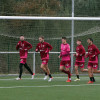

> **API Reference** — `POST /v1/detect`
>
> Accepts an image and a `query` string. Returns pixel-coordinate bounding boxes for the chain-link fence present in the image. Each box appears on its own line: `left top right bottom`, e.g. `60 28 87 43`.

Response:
0 0 100 75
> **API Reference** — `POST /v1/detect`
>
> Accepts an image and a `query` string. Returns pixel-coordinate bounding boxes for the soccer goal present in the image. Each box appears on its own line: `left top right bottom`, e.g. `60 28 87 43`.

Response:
0 16 100 78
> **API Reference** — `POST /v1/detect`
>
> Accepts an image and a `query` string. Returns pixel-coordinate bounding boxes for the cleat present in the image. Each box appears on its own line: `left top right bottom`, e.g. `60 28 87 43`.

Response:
74 78 80 81
66 79 71 82
16 77 21 80
87 81 93 84
48 77 53 82
44 76 48 80
32 75 34 79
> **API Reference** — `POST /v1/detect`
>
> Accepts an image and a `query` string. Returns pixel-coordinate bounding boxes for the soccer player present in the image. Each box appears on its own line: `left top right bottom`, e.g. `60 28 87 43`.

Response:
86 38 100 84
16 35 34 80
35 36 53 82
59 37 71 82
74 39 88 81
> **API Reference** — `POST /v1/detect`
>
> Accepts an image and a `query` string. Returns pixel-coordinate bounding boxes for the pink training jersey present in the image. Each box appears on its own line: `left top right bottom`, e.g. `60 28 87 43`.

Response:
75 44 86 62
86 44 99 63
16 41 32 59
35 42 53 60
60 43 71 61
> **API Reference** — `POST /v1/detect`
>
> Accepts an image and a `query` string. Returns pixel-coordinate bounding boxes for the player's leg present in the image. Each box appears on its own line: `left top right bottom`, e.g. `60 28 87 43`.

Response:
16 58 25 80
24 63 34 79
45 64 53 82
59 61 69 74
23 58 34 79
93 63 100 73
59 66 71 82
82 68 88 72
66 61 71 82
19 63 23 78
93 69 100 73
24 63 33 75
65 67 71 82
80 63 88 72
41 59 53 81
87 63 94 84
40 60 48 75
16 63 23 80
90 63 98 82
74 65 80 81
60 65 71 81
91 68 96 82
40 64 47 72
43 59 51 76
74 62 80 81
59 61 71 82
40 60 49 80
44 64 50 74
59 62 69 75
88 67 93 83
45 64 52 77
59 66 65 73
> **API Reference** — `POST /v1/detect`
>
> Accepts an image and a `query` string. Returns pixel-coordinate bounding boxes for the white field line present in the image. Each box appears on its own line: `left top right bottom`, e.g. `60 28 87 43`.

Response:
0 77 90 81
0 84 100 89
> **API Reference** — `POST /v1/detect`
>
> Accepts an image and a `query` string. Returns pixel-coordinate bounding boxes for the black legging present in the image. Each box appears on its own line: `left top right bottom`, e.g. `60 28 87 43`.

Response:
19 63 33 78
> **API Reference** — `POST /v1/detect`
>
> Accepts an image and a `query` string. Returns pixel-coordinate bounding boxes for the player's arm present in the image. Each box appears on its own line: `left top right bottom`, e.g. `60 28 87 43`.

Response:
73 47 77 57
80 47 86 56
94 45 99 57
25 42 32 50
45 43 53 53
16 42 20 50
35 44 39 52
61 51 70 56
59 45 62 58
85 47 89 58
85 52 89 58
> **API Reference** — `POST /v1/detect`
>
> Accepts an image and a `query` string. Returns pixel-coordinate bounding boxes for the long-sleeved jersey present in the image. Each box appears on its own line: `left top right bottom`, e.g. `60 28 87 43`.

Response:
60 43 71 61
35 42 53 60
75 44 86 62
86 44 99 63
16 41 32 59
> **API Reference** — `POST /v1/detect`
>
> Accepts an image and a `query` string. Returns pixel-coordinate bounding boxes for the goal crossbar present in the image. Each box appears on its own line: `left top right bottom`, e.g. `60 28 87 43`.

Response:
0 16 100 20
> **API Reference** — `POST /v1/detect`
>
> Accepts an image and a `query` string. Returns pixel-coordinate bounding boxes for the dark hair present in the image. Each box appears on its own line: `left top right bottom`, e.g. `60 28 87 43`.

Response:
20 35 24 37
77 39 81 42
88 38 93 42
62 37 67 40
39 36 44 39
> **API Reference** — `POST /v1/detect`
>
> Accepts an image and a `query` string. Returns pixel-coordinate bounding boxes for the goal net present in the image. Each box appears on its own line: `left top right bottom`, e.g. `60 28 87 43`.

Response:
0 17 100 77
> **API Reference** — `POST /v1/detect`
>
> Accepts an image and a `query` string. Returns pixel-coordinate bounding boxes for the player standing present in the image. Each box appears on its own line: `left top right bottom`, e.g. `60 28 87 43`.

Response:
59 37 71 82
86 38 100 84
16 35 34 80
74 39 88 81
35 36 53 82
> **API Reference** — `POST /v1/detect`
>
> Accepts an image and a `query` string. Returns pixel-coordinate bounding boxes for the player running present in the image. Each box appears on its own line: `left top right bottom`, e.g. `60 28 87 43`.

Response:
59 37 71 82
86 38 100 84
16 35 34 80
74 39 88 81
35 36 53 82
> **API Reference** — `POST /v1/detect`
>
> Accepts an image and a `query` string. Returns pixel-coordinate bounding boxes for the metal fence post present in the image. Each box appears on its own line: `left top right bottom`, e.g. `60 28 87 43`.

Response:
99 55 100 70
71 0 74 73
33 52 36 77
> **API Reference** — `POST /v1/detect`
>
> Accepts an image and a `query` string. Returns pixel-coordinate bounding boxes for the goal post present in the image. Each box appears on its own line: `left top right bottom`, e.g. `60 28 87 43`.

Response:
0 16 100 76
